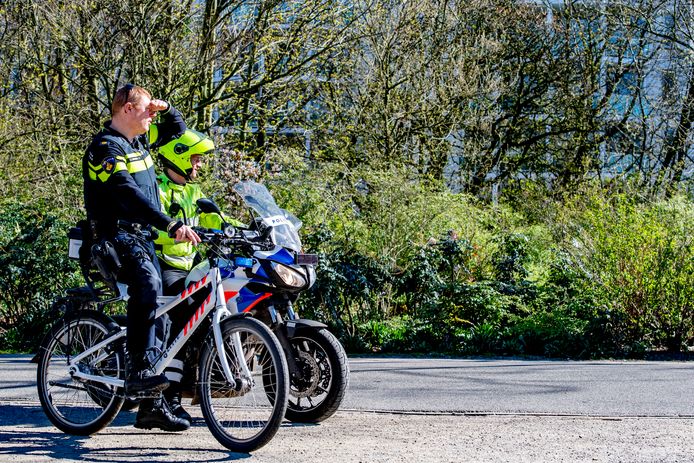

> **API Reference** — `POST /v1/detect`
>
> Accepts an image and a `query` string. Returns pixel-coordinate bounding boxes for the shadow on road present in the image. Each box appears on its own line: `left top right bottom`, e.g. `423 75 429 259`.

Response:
0 356 35 364
0 428 94 461
0 404 252 462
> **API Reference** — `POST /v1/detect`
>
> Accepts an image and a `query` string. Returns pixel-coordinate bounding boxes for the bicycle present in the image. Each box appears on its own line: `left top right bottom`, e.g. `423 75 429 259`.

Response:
35 222 289 452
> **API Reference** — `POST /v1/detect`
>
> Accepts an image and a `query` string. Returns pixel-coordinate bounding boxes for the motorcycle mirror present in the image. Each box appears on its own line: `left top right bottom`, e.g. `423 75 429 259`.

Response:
196 198 222 215
169 202 182 217
260 225 273 242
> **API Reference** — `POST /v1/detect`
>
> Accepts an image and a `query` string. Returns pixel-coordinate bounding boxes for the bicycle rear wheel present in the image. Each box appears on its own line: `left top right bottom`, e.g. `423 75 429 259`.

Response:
198 317 288 452
36 310 125 435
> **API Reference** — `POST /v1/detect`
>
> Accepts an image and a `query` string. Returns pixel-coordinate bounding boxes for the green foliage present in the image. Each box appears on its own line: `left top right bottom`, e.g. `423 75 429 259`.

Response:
272 162 496 266
556 192 694 352
505 310 589 358
492 233 531 284
281 168 694 358
1 153 693 359
1 0 692 359
458 322 504 355
356 316 440 353
0 201 82 352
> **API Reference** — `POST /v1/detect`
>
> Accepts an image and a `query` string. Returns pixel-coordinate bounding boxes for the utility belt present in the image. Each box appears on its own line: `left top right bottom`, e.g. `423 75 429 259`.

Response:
69 219 157 291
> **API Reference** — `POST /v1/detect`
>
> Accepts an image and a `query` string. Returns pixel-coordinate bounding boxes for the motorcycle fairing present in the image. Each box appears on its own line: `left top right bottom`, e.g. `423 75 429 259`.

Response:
236 287 272 312
254 247 295 266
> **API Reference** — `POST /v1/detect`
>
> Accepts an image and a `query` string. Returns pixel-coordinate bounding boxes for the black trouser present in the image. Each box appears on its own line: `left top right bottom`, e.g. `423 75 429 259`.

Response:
112 231 162 365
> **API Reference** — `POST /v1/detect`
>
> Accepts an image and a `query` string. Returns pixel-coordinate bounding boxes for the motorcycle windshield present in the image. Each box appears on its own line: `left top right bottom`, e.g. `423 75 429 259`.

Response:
233 181 303 252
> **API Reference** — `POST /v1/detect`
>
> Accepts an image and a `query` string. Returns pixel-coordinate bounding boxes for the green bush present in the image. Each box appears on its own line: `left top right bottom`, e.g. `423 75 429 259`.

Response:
0 201 82 352
298 243 394 342
505 310 589 358
457 321 504 355
276 167 694 358
556 192 694 352
3 159 692 359
271 163 496 272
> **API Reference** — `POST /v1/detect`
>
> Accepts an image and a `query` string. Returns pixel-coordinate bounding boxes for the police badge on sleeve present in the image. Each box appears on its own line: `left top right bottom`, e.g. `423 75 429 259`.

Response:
102 157 116 173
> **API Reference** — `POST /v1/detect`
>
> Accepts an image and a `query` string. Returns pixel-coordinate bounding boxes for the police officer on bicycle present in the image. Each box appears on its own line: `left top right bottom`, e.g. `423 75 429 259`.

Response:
83 84 200 432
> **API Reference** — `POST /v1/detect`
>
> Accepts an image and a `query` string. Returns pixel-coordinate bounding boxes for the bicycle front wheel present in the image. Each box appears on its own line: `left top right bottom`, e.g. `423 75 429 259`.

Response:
198 317 288 452
36 310 125 435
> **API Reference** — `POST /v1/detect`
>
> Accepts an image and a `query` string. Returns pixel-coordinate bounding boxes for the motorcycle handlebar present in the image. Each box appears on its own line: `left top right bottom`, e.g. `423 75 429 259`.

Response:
191 226 220 240
191 226 274 251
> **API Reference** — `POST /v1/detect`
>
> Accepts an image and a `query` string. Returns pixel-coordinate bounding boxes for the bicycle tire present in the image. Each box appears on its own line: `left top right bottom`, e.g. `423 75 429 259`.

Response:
36 310 125 435
198 317 288 452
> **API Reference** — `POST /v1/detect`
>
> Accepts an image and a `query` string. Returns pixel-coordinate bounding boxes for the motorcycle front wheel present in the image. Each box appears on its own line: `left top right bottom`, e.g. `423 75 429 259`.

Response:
284 328 350 423
198 317 288 453
36 310 125 435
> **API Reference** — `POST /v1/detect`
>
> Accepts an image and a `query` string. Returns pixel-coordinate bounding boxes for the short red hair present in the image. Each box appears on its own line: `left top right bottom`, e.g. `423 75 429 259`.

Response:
112 84 151 114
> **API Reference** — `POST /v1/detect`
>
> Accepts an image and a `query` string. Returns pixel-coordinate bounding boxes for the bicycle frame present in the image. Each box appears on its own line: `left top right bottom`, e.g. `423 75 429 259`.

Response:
67 266 250 391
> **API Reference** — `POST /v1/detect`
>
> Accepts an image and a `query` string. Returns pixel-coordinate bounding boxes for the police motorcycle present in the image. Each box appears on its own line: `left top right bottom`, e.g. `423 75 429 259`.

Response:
182 180 349 423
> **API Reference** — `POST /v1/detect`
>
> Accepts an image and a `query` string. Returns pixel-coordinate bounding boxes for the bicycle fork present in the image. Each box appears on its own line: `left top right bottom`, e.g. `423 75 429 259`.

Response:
211 271 253 390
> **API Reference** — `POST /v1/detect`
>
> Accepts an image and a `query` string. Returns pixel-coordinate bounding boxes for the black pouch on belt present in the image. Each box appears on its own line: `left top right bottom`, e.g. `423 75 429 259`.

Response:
90 239 122 289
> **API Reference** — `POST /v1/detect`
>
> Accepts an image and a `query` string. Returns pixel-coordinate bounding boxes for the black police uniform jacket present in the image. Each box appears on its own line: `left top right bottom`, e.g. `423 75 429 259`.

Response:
83 105 186 237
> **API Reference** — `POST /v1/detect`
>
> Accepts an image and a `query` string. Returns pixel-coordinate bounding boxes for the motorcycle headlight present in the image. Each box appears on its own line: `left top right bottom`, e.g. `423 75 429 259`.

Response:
270 262 307 289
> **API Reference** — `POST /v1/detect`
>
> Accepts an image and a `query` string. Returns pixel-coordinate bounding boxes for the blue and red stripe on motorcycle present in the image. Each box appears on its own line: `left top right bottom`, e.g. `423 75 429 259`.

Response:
235 287 272 312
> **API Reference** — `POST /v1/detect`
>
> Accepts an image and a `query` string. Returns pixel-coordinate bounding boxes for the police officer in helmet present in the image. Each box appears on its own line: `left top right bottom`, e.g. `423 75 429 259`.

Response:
83 84 200 432
154 129 244 423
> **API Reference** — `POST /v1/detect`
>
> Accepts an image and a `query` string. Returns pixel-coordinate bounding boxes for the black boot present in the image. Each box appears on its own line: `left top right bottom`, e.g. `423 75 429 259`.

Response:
126 356 169 395
165 386 192 423
134 397 190 432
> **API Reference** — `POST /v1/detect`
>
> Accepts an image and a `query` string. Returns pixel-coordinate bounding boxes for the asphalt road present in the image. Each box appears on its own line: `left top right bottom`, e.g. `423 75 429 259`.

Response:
344 356 694 417
1 354 693 462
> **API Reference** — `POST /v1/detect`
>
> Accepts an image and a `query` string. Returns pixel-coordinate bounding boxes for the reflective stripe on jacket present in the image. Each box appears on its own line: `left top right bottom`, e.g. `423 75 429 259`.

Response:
155 174 242 271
